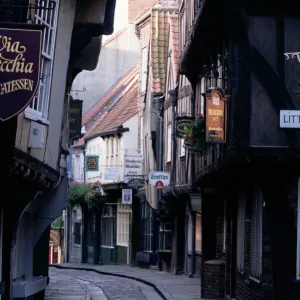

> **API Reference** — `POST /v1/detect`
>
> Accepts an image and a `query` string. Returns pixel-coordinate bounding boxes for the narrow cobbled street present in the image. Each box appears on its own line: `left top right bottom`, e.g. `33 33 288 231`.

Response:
46 268 163 300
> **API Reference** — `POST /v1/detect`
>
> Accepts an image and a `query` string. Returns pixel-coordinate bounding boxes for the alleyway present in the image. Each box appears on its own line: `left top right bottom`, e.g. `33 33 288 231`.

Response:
49 264 201 299
46 268 163 300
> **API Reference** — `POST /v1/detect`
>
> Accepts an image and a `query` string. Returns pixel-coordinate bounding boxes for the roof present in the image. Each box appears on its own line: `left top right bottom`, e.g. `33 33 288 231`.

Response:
73 68 139 147
82 66 139 131
150 7 177 94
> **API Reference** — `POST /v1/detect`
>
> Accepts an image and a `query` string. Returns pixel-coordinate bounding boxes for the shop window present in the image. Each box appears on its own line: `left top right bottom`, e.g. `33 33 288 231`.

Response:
141 201 153 252
102 206 114 247
117 203 131 247
250 186 263 280
26 0 60 121
237 191 246 272
73 222 81 245
159 223 172 252
196 213 202 253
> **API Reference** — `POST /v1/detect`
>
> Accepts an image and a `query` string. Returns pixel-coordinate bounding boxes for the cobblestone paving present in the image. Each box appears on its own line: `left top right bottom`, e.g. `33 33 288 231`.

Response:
46 268 162 300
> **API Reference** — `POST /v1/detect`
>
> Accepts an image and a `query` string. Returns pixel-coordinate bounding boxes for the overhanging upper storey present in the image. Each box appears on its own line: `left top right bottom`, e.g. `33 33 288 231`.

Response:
70 0 117 72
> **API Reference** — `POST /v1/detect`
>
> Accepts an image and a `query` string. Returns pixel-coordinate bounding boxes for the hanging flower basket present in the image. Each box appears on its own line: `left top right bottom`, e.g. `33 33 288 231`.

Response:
183 114 211 156
68 181 101 210
84 182 102 210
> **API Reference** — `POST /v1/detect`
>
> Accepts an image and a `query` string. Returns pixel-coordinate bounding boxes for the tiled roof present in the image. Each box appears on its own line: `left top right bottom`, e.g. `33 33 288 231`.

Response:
150 7 177 94
82 66 139 131
73 69 139 147
85 74 139 138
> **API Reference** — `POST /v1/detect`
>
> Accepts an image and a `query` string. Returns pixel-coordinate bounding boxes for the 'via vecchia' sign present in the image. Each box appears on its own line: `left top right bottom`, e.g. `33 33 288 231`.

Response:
0 24 43 121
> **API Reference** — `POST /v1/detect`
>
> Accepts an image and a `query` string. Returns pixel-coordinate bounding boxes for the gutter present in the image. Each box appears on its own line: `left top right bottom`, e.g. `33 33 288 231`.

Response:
84 127 129 142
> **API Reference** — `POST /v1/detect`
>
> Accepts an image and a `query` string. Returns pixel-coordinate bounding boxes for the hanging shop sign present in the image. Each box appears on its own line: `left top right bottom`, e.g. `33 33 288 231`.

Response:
122 189 133 205
205 87 228 143
148 171 170 189
127 178 145 190
69 98 83 140
85 155 99 172
0 24 43 121
123 150 143 183
176 116 195 138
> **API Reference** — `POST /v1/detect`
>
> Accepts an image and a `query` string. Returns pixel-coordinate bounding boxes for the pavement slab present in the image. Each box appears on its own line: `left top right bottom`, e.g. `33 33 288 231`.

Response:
51 263 201 300
46 268 163 300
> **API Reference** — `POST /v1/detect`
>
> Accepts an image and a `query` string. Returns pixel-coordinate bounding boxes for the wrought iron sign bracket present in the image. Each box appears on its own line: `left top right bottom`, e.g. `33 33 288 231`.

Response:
70 87 86 98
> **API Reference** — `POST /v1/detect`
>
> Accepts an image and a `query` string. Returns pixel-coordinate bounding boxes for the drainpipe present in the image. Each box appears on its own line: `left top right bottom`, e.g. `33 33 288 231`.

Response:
81 141 87 263
83 141 87 183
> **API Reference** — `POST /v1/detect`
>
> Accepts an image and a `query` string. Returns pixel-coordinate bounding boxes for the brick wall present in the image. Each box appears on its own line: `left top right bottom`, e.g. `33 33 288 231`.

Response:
128 0 157 22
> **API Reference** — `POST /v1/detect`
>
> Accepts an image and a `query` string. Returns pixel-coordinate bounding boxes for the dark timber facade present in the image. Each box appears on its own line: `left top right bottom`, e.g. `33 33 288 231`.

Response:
179 0 300 299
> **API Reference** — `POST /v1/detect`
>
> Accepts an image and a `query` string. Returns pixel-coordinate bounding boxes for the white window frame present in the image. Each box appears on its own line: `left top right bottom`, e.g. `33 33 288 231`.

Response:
250 186 263 281
237 190 246 272
167 124 172 162
25 0 60 122
117 203 131 247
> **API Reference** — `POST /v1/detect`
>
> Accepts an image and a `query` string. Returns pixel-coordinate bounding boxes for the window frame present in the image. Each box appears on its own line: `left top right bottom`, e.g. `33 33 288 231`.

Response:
140 201 153 252
117 203 131 247
101 205 114 248
159 223 172 252
73 222 81 246
25 0 60 122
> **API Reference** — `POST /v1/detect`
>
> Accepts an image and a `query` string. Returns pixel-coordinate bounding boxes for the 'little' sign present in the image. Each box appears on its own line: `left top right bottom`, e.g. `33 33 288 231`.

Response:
280 110 300 128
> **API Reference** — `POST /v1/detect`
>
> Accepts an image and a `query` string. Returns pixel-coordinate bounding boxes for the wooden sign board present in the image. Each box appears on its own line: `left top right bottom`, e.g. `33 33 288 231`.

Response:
205 88 228 144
